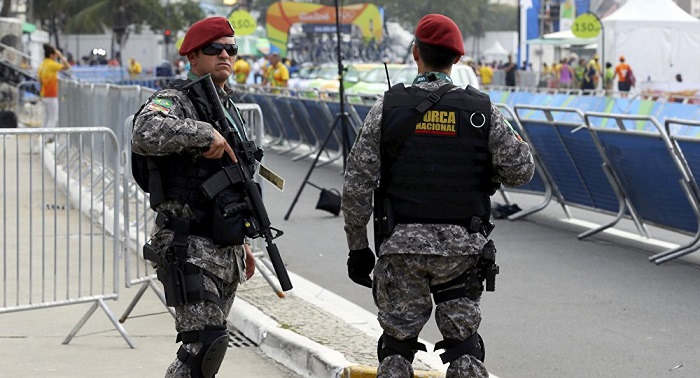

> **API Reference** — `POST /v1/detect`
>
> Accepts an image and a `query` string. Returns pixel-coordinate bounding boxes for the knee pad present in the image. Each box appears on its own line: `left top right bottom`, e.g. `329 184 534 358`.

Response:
434 332 485 364
377 333 427 363
176 324 229 378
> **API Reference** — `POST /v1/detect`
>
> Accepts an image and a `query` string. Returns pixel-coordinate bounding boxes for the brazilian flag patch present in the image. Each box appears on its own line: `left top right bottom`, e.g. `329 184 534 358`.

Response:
147 97 174 114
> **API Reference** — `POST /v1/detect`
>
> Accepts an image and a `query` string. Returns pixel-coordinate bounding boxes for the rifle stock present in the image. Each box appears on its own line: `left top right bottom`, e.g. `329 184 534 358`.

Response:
184 74 292 291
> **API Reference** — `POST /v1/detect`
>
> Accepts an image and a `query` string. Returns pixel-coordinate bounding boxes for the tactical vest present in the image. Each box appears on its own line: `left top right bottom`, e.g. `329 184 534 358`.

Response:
131 80 244 230
380 84 494 225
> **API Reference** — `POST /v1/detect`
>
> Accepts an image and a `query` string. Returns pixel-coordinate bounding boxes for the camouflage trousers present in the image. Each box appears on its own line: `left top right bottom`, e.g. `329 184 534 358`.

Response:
373 254 489 378
164 261 240 377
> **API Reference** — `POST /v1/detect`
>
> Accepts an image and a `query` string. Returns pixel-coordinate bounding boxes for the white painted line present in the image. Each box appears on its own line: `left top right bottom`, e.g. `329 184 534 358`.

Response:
561 218 680 249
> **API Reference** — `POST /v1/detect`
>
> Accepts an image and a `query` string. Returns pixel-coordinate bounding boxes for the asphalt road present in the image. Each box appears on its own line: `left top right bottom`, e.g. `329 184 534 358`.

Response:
260 144 700 378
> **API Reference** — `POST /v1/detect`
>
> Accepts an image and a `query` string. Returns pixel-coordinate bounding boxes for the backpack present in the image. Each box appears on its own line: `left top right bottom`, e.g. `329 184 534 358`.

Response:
626 69 636 87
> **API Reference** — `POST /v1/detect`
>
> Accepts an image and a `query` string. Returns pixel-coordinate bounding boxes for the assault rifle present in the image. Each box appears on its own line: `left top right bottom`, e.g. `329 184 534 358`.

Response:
183 74 292 291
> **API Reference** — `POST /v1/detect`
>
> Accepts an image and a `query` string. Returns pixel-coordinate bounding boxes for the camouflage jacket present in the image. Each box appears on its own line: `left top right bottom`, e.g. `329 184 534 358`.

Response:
132 77 245 281
342 79 535 256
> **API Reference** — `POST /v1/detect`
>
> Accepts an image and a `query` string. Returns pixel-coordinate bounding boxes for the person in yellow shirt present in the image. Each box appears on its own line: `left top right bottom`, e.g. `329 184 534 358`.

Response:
38 43 70 129
478 61 493 86
127 58 142 78
262 52 289 87
233 55 251 84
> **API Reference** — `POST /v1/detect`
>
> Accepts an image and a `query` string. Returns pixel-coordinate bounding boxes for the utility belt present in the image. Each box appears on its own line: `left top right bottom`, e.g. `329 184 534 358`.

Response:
393 215 495 238
373 191 494 251
155 212 213 239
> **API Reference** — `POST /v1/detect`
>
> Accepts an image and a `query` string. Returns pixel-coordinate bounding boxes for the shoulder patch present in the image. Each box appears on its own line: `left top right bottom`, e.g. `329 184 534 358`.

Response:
505 119 524 142
147 97 174 113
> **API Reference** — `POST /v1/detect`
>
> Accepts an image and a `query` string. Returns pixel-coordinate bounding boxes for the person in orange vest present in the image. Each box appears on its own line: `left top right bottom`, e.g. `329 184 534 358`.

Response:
38 43 71 129
614 55 634 95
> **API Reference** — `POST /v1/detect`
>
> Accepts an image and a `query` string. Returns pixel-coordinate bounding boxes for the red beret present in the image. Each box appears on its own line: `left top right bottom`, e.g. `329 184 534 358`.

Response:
178 17 235 56
414 14 464 56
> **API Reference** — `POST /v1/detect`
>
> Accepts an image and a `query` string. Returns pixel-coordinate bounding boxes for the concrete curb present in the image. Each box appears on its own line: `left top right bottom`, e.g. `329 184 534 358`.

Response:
230 299 351 378
340 365 446 378
230 299 448 378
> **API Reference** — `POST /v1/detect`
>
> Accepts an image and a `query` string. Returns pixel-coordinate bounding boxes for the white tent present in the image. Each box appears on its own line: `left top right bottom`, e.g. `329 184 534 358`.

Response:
482 40 510 61
602 0 700 84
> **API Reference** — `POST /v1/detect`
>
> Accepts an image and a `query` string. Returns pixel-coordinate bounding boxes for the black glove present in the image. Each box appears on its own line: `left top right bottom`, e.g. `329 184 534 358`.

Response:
347 247 375 288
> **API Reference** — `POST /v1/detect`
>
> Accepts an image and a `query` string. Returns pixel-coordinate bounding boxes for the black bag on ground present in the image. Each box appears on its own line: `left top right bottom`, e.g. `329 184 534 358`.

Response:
491 202 522 219
316 188 341 216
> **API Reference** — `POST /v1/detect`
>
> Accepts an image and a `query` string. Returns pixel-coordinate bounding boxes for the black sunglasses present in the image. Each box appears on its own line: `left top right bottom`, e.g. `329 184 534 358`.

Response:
201 43 238 56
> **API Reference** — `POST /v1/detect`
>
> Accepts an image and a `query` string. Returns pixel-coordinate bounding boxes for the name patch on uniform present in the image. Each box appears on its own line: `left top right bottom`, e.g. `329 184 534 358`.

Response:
415 110 458 136
147 97 173 114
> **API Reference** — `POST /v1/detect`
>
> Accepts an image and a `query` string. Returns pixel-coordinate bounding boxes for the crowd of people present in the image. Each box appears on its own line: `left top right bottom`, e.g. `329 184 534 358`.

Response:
42 42 649 97
463 53 646 96
521 54 636 93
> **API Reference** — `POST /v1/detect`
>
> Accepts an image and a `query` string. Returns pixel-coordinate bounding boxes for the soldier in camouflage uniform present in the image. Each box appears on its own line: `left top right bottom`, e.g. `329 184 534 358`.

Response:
132 17 256 378
342 14 535 378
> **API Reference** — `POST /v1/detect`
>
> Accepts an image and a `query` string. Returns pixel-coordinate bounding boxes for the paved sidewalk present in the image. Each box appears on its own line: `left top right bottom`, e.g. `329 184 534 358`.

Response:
0 280 302 378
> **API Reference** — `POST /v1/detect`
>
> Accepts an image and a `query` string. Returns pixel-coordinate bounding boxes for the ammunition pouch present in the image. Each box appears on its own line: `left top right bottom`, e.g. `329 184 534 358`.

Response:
211 188 248 246
200 168 260 247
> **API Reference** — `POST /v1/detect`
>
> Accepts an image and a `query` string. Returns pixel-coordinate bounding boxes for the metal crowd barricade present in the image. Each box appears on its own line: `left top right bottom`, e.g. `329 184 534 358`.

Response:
584 112 700 262
0 127 132 348
287 92 322 160
120 102 288 324
649 118 700 264
494 103 556 219
246 91 289 148
301 94 342 167
512 105 648 239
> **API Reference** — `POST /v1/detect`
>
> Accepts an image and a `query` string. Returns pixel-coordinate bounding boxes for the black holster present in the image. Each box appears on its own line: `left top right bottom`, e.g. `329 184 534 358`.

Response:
373 189 395 252
143 243 225 309
144 243 189 307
